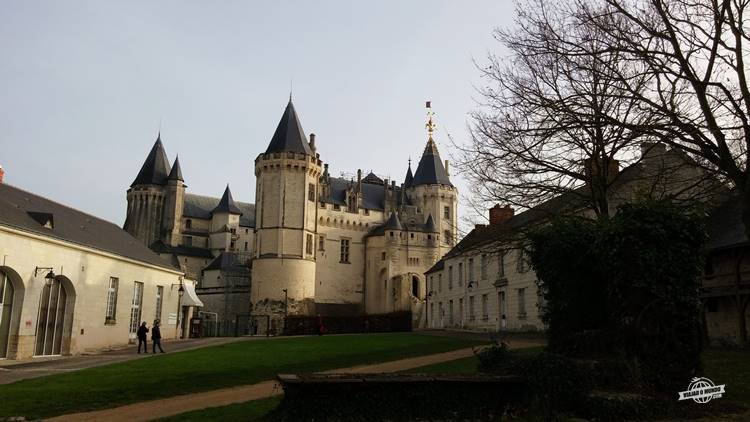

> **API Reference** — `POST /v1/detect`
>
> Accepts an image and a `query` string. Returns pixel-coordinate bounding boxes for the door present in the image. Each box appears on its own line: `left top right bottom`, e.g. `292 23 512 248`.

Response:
0 270 14 358
129 282 144 340
34 279 68 356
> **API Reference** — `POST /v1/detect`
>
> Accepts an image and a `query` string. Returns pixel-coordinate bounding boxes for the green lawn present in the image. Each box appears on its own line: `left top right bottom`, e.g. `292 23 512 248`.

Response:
0 333 483 419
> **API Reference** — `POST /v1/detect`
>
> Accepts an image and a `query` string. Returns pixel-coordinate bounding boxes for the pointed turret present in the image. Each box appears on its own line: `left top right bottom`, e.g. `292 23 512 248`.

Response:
265 99 313 155
384 212 403 230
212 185 242 215
131 133 171 187
404 160 414 188
424 214 437 233
168 155 184 182
412 104 452 186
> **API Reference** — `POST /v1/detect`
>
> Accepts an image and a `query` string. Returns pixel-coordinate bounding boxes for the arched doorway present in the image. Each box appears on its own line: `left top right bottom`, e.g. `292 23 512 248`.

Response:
34 276 75 356
0 266 24 359
411 276 420 299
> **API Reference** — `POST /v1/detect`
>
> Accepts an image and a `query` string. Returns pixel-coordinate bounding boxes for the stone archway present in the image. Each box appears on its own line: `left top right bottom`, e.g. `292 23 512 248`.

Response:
0 266 24 359
34 275 76 356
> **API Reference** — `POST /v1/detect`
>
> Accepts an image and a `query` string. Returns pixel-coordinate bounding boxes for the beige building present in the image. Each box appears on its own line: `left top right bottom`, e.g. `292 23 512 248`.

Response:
124 100 457 330
425 143 722 332
0 181 198 360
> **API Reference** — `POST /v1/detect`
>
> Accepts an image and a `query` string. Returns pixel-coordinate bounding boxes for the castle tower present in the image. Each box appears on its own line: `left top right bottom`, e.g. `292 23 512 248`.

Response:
162 155 185 247
409 102 458 254
209 185 243 256
251 99 323 325
124 133 171 247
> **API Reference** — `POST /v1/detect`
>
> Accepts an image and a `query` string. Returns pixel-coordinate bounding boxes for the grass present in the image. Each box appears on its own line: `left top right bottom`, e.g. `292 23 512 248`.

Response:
155 397 282 422
400 345 544 374
0 333 483 419
702 348 750 407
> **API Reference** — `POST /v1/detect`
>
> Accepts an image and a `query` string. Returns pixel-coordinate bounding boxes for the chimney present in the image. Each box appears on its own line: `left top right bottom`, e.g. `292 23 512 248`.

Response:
0 165 4 184
584 157 619 184
309 133 316 152
640 142 666 159
357 169 362 192
489 204 514 225
445 160 450 176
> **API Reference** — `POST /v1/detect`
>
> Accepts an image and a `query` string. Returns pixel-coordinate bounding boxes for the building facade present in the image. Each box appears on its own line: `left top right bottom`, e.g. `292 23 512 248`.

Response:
124 100 457 330
0 181 193 360
425 143 723 332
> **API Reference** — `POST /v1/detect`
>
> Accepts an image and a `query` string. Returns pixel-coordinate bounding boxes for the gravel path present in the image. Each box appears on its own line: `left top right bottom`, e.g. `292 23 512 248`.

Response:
46 338 543 422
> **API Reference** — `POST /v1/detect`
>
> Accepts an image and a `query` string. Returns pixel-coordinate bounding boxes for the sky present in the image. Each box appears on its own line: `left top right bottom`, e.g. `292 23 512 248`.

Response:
0 1 514 232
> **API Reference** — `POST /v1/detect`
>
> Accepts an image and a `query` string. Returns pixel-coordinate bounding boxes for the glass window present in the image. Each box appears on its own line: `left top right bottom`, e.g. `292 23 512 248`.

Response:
318 235 325 251
482 294 488 319
308 183 315 201
155 286 163 323
306 234 313 255
481 254 488 279
105 277 118 322
340 239 350 263
518 288 527 317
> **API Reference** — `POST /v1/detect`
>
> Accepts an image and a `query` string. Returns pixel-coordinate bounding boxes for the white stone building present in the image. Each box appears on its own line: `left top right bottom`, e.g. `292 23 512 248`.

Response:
124 100 458 330
425 143 722 332
0 180 200 360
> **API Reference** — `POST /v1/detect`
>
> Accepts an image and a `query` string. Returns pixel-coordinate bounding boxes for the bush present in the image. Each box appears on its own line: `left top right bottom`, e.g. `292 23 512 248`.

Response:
474 341 513 374
522 352 594 419
528 200 707 392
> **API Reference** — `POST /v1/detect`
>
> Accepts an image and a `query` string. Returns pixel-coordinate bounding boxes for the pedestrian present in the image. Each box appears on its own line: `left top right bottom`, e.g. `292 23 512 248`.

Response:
137 321 149 353
152 320 164 353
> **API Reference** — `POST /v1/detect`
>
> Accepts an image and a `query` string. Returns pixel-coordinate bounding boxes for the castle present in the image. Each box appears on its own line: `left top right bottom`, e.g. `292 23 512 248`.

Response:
124 99 457 329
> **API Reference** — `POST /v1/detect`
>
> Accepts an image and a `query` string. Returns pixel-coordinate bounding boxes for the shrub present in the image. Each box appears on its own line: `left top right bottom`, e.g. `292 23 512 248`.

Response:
522 353 593 419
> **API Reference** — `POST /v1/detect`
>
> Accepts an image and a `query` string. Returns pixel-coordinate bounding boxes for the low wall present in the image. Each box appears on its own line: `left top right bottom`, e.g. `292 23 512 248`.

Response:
275 373 529 421
284 311 412 335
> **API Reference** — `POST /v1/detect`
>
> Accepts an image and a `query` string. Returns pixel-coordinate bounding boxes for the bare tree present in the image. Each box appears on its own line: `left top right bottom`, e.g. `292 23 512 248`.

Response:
577 0 750 232
459 0 659 220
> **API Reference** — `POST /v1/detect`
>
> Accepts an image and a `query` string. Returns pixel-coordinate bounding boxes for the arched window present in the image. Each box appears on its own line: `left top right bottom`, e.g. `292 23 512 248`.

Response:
412 276 420 298
0 269 15 358
185 219 192 229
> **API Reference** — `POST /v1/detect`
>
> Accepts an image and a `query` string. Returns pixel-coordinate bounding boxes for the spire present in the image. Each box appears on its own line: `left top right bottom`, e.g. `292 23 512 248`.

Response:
168 155 184 182
412 102 452 186
384 212 403 230
265 99 313 155
404 159 414 188
424 214 437 233
212 185 242 215
131 133 172 187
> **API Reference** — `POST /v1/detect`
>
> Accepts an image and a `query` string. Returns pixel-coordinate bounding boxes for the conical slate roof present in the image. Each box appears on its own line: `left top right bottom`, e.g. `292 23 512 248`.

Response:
412 139 452 186
212 185 242 215
404 164 414 188
424 214 437 232
265 100 313 155
384 212 403 230
168 155 184 182
131 134 171 187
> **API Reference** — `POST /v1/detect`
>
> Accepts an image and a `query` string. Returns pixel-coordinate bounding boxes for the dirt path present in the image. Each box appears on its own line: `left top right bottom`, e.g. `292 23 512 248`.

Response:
46 339 543 422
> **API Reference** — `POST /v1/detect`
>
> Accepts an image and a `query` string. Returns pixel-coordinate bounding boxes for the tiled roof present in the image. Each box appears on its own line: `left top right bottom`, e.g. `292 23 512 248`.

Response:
0 183 178 271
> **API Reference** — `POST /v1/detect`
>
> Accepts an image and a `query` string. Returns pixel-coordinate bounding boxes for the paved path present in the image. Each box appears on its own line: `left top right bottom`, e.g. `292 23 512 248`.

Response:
0 336 257 385
47 338 544 422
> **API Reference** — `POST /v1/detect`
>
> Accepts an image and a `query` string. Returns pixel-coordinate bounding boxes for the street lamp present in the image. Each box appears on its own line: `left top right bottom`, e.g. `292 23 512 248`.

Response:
35 267 56 285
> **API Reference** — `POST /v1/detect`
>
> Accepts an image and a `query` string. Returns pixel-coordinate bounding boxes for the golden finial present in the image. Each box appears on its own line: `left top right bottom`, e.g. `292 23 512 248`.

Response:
425 101 436 141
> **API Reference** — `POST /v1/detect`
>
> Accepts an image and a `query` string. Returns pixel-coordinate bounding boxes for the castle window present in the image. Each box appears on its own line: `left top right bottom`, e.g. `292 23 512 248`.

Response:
448 266 453 290
458 262 464 286
244 242 248 251
230 228 237 235
105 277 119 323
318 235 325 251
427 234 432 240
184 236 193 247
306 234 313 255
308 183 315 201
390 231 394 237
340 238 350 263
444 206 450 219
412 277 420 298
334 204 341 211
438 273 442 292
481 254 488 279
230 240 236 250
185 219 192 229
468 258 475 282
517 247 531 273
410 233 414 239
364 209 370 215
381 252 386 261
498 249 506 277
482 294 489 320
469 296 475 321
518 288 527 317
444 230 452 245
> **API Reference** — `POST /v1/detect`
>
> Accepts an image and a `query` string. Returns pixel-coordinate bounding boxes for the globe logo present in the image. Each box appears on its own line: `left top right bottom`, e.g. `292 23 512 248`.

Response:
678 377 725 403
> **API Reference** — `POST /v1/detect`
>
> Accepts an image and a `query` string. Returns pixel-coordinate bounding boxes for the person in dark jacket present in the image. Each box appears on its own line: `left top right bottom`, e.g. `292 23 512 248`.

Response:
152 320 164 353
137 321 149 353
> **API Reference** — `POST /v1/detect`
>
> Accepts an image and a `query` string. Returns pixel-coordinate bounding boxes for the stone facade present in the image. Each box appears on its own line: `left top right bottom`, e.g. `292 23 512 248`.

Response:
0 182 188 359
124 100 457 328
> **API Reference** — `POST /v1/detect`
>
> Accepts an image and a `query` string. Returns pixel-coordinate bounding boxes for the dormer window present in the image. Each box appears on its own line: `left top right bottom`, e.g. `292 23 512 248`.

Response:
27 211 54 229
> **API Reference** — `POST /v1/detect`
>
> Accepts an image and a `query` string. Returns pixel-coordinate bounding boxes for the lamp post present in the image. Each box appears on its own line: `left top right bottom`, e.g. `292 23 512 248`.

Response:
174 283 184 338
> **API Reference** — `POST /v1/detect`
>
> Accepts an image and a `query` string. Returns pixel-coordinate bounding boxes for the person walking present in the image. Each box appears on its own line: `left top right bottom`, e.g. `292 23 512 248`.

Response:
137 321 149 353
152 320 165 353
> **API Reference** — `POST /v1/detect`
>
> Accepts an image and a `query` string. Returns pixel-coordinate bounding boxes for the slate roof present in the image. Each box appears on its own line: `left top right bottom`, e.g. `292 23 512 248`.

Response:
362 172 384 185
131 135 172 187
203 252 250 273
168 156 184 182
412 139 452 186
183 193 255 227
212 185 243 215
425 258 445 275
0 183 178 271
265 100 313 155
404 165 414 188
705 192 747 251
150 240 214 259
384 212 403 230
366 213 437 237
322 177 411 210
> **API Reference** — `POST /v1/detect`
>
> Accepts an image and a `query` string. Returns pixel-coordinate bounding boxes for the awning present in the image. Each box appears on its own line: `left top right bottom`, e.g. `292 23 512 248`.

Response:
182 282 204 307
